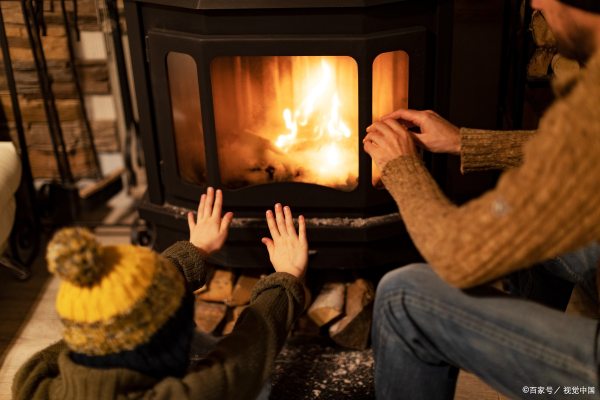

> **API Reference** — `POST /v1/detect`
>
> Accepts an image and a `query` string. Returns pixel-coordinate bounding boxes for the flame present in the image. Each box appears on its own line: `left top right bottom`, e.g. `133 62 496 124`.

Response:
274 59 357 188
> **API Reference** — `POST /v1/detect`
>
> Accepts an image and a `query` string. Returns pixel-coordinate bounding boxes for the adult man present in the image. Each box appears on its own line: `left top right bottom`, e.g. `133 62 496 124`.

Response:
363 0 600 398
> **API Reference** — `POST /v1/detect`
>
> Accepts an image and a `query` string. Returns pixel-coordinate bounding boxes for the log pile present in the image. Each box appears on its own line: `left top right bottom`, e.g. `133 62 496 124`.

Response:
0 1 119 179
527 10 580 80
194 268 376 350
193 268 264 335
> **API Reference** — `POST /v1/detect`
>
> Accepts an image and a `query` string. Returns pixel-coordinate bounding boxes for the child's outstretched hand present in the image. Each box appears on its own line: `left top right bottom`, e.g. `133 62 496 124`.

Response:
188 187 233 255
261 204 308 279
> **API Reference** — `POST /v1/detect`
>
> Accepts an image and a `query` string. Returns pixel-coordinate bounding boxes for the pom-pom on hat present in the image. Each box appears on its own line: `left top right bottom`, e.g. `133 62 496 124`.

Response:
46 227 186 357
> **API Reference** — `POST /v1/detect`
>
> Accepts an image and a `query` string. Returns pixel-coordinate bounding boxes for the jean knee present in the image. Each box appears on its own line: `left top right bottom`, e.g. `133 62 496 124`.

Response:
373 264 452 365
376 263 438 300
374 263 439 327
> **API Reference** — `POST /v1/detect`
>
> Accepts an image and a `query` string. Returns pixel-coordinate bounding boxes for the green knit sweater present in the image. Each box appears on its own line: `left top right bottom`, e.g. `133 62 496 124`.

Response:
12 241 307 400
381 49 600 288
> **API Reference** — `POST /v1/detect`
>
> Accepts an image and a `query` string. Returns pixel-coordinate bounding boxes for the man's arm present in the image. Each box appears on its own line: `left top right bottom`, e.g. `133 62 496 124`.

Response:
366 91 600 288
378 108 538 173
460 128 537 173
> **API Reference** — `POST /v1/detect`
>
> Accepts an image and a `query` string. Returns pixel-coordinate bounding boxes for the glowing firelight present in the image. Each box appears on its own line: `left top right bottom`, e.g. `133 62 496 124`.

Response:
273 59 357 188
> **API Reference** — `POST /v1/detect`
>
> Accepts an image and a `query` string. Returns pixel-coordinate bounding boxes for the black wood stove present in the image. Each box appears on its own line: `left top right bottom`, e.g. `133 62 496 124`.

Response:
124 0 510 269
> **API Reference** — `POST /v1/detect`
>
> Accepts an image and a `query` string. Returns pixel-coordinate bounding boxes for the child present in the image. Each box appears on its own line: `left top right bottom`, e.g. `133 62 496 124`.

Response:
12 187 308 400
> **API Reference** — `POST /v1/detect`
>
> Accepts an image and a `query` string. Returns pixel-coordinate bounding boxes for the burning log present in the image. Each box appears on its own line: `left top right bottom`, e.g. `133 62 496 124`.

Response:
328 279 375 350
307 282 345 327
198 269 234 303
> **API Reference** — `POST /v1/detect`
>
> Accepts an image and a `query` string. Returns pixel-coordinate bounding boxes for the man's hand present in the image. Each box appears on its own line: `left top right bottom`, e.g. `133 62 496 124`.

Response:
363 118 418 171
188 187 234 255
382 108 461 154
261 204 308 279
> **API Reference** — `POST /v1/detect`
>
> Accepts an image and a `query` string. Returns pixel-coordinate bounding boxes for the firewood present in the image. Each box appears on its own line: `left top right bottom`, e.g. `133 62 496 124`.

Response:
194 300 227 334
293 314 321 337
193 284 208 296
0 96 80 122
28 147 97 179
530 10 556 47
221 305 247 335
329 279 375 350
527 47 555 79
226 275 260 306
307 282 345 327
198 269 234 303
551 54 580 80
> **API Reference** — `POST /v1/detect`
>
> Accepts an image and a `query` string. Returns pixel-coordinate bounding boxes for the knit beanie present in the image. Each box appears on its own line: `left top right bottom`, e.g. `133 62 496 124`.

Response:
46 227 194 377
558 0 600 13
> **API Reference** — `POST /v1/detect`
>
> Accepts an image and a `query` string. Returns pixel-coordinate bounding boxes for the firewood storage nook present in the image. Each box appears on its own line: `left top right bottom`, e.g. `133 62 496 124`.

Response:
124 0 510 270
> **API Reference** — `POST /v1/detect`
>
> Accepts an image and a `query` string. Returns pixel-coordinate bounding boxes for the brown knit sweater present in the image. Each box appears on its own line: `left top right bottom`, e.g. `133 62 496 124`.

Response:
12 241 307 400
381 49 600 288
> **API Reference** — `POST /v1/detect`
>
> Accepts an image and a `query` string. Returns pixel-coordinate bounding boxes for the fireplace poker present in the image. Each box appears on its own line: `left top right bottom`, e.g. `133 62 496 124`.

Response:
21 0 74 185
105 0 141 188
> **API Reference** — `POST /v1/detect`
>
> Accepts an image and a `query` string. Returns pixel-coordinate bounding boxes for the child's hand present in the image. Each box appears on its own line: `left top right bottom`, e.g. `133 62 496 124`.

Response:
188 187 233 255
261 204 308 279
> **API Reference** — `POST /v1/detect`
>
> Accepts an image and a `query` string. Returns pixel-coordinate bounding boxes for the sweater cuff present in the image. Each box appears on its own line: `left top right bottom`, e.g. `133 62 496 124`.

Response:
460 128 533 173
250 272 307 311
381 155 428 188
161 241 209 289
381 154 449 208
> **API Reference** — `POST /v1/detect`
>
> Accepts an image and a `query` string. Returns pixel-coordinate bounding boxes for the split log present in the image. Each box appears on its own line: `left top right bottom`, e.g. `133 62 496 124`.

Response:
222 305 247 335
329 279 375 350
551 54 580 80
527 47 555 79
194 300 227 334
227 275 260 306
7 36 69 62
26 121 118 152
198 269 235 303
0 96 80 122
28 147 97 179
307 282 345 327
531 10 556 47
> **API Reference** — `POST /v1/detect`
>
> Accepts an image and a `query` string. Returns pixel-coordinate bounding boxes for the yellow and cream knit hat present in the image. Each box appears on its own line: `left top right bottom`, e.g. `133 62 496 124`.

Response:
46 227 186 357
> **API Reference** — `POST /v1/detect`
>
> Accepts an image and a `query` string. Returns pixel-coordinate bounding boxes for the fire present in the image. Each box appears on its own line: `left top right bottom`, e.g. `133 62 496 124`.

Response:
273 59 357 189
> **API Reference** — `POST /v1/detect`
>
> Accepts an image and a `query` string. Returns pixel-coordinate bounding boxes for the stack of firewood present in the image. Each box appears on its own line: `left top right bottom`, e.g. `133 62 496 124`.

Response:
194 269 263 335
194 268 376 350
527 10 579 80
0 0 119 179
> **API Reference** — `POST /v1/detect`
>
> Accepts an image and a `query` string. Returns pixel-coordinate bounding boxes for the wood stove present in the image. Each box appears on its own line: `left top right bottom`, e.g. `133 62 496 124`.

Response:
124 0 509 269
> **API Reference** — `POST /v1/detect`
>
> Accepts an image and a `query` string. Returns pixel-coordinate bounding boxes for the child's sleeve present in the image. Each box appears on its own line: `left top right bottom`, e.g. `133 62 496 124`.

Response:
12 341 66 400
161 241 210 291
147 272 307 400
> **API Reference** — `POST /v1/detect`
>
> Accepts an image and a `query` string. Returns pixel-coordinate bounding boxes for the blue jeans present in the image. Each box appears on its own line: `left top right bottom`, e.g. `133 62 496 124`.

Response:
372 243 600 400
